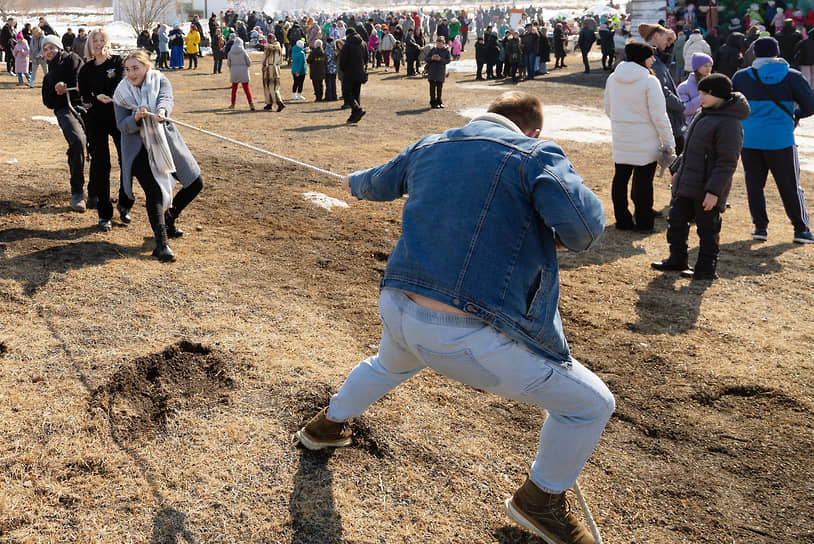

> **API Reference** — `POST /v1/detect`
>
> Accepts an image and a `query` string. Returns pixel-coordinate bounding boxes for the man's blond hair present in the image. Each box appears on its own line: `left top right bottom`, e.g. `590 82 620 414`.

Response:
486 91 543 134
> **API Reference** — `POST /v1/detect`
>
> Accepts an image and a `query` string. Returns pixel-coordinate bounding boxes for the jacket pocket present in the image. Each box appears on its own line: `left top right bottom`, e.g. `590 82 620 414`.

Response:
525 266 556 324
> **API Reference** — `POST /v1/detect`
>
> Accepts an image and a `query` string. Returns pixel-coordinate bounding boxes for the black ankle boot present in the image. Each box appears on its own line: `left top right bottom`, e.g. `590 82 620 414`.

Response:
651 256 688 271
165 209 184 238
152 226 176 262
681 255 717 280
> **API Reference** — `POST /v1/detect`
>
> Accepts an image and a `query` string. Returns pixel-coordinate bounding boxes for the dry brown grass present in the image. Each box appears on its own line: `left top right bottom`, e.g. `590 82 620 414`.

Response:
0 48 812 543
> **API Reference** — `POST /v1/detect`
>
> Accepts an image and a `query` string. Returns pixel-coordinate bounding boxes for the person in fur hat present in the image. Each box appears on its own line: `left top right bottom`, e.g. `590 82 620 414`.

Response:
262 32 285 111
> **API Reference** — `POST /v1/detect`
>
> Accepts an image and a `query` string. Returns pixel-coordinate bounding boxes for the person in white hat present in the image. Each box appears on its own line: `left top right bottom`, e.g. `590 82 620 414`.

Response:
41 34 88 212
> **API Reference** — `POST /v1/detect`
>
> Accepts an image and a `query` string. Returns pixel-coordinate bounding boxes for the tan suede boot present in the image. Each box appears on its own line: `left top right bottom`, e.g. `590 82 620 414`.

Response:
294 407 352 450
504 477 595 544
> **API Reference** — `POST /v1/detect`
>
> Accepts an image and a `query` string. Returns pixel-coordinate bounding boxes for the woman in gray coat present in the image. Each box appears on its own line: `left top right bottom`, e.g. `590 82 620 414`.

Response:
113 50 203 262
227 37 255 110
29 26 47 87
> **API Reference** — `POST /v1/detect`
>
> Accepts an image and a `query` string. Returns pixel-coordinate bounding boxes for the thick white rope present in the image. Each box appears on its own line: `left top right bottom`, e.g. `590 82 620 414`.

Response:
573 480 603 544
145 111 344 180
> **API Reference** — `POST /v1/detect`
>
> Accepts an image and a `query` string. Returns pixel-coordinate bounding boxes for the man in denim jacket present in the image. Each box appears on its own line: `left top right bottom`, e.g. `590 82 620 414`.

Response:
296 92 613 544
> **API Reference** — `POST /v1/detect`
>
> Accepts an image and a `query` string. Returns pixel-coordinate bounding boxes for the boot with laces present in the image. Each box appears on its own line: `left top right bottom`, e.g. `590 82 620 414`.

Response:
504 477 595 544
294 407 352 450
151 225 176 262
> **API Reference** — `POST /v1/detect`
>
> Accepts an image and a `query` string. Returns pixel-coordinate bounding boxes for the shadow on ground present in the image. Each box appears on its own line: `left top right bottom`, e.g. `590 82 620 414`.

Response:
0 240 139 296
631 240 797 334
290 448 343 544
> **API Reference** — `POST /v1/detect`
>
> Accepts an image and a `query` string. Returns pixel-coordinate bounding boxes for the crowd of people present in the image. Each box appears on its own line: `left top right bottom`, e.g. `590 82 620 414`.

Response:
604 19 814 284
2 3 814 543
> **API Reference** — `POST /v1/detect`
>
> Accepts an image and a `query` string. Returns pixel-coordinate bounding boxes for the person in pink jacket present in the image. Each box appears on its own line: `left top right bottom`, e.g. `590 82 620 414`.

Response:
367 30 379 68
12 32 31 86
450 34 462 60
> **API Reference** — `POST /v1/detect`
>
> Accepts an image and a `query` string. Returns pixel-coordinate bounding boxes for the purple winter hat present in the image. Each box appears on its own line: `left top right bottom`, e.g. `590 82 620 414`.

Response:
691 52 713 71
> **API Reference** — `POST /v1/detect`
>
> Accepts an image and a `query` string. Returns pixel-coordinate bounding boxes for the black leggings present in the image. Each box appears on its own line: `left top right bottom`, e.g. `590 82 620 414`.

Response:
293 73 305 93
130 146 203 235
429 80 443 105
611 162 657 230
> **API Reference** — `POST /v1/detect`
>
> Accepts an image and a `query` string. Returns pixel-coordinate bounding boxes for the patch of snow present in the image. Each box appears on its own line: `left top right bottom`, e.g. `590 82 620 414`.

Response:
795 117 814 173
457 82 508 91
303 192 349 210
447 59 477 73
6 158 18 164
32 115 59 125
458 104 612 145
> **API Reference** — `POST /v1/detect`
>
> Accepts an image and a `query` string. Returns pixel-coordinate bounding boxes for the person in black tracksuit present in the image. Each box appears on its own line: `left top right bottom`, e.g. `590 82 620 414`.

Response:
78 29 127 230
653 75 750 280
41 35 87 211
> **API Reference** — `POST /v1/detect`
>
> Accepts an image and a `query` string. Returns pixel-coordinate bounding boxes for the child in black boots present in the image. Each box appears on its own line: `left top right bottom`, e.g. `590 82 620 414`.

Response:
651 73 750 280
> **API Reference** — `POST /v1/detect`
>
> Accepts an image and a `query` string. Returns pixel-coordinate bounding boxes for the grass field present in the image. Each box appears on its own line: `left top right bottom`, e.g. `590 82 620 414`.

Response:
0 48 812 543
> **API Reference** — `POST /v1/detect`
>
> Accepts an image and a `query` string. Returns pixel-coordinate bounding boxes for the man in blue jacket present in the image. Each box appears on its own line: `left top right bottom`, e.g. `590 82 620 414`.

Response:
295 92 612 544
732 36 814 243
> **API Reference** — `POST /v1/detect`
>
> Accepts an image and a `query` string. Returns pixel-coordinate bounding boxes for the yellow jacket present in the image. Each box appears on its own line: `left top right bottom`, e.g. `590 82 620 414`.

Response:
185 30 200 54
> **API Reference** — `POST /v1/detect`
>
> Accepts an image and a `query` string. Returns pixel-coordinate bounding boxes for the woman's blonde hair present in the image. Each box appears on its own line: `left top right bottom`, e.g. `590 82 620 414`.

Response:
123 49 152 69
85 29 111 59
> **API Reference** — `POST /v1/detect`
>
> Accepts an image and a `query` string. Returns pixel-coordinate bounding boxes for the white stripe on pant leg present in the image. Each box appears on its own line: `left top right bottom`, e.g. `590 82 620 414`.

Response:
793 145 810 225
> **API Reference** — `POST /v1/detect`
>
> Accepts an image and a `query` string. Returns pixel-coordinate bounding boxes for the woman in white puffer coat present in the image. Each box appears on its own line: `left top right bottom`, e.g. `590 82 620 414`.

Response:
604 41 675 231
682 29 712 78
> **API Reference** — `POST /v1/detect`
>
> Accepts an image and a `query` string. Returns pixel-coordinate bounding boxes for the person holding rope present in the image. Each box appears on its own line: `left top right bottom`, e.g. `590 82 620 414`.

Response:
113 51 203 262
41 35 87 212
295 91 612 544
78 29 126 230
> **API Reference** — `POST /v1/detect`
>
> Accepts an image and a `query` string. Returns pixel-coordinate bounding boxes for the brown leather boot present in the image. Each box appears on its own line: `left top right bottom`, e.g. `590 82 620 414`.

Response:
504 477 595 544
294 407 352 450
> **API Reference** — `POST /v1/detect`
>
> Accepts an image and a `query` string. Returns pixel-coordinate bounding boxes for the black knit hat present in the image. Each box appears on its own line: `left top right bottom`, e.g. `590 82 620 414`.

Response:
625 42 655 66
753 36 780 58
697 73 733 100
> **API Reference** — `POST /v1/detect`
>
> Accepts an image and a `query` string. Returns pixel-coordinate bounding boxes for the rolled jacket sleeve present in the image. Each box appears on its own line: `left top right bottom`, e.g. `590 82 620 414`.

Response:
350 143 418 201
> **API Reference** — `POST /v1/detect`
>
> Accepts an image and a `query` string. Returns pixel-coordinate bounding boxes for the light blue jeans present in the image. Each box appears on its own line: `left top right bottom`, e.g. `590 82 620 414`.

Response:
327 288 615 493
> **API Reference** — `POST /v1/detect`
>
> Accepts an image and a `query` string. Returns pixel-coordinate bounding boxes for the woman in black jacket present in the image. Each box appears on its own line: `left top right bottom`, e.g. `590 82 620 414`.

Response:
78 29 126 230
793 32 814 86
537 24 551 75
339 27 367 123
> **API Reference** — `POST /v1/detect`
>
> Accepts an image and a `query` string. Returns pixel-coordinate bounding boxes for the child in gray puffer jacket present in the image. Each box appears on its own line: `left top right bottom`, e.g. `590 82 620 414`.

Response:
652 73 751 280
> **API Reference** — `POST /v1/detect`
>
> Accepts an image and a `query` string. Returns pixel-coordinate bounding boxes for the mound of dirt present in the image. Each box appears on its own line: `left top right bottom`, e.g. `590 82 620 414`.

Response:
90 341 235 441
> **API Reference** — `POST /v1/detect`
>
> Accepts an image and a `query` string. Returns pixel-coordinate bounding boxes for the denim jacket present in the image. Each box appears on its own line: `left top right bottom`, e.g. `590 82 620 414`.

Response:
349 114 605 363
